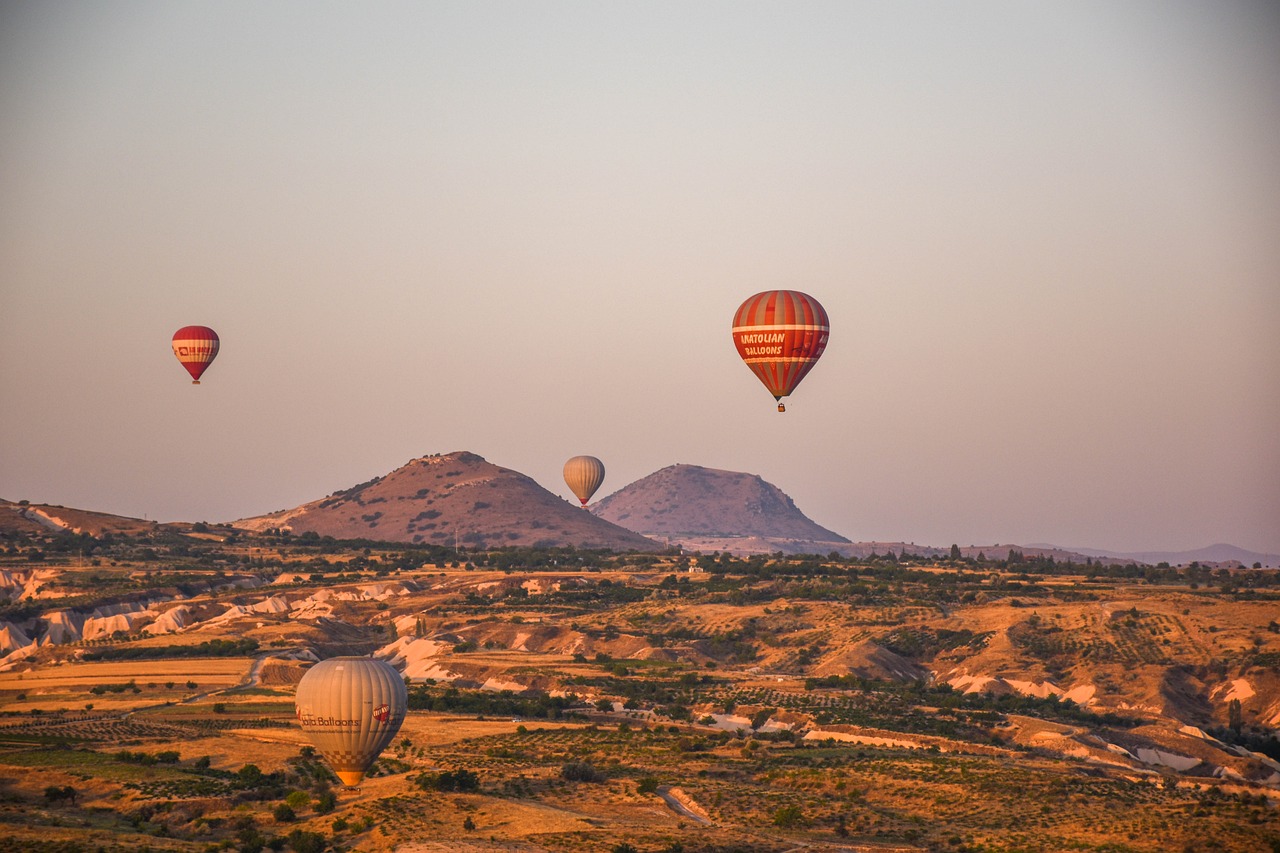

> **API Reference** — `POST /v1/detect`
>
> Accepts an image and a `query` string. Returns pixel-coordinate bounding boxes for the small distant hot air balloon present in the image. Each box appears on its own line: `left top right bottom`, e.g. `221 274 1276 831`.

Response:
295 657 407 786
171 326 219 384
563 455 605 507
731 290 829 412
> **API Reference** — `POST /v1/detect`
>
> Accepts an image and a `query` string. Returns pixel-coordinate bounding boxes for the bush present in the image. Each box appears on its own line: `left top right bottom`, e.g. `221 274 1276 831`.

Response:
636 776 659 794
560 761 604 783
314 790 337 815
417 769 479 792
43 785 77 805
774 804 806 828
273 803 297 823
286 829 326 853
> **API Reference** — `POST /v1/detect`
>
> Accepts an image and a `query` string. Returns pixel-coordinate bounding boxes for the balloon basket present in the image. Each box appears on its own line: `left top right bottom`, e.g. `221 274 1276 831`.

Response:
777 403 785 412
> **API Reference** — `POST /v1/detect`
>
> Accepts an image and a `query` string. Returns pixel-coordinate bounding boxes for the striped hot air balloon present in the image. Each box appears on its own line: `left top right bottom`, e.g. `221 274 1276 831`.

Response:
295 657 407 786
171 326 219 384
731 291 829 412
563 455 605 507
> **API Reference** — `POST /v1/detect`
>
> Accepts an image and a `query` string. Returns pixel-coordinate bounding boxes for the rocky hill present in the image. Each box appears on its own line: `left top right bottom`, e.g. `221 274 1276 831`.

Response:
592 463 851 555
236 451 659 552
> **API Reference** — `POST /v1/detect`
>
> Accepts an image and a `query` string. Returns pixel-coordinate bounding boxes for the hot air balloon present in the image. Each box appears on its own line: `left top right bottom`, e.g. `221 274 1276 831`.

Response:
295 657 407 786
563 455 605 507
171 326 219 384
731 290 829 412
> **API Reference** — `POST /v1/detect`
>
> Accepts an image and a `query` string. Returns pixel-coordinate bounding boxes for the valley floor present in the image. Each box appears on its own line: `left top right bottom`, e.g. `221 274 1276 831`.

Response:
2 542 1278 852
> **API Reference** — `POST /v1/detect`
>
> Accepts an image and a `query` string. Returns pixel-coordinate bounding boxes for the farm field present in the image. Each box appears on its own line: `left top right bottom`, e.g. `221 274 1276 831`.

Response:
0 658 252 692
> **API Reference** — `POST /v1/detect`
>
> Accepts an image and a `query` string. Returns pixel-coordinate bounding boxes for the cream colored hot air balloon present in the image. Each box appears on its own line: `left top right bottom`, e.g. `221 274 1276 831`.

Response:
295 657 407 786
563 455 605 507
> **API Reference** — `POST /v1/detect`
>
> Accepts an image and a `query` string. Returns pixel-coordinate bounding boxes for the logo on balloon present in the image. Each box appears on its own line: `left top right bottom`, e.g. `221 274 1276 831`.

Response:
297 712 361 729
731 290 830 410
373 704 390 723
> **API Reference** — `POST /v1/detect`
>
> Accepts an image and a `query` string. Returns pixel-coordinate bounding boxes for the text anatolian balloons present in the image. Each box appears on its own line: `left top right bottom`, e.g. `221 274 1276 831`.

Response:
295 657 407 786
563 455 606 507
731 291 829 412
171 326 220 384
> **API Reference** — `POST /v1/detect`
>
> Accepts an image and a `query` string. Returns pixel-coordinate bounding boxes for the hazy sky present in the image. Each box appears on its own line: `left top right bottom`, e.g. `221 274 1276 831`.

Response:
2 2 1278 555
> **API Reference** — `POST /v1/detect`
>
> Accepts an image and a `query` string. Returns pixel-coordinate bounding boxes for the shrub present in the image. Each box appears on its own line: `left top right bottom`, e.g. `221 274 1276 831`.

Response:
560 761 604 783
286 829 325 853
314 790 337 815
774 804 806 828
44 785 77 805
417 769 479 792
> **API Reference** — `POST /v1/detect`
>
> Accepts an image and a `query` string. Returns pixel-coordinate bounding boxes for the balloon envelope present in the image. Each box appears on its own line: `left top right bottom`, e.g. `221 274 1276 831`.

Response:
171 326 219 384
563 455 606 506
731 291 829 407
295 657 407 786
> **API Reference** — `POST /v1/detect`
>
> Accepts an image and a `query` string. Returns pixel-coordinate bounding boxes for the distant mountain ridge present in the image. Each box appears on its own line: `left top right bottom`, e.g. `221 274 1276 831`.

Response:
1028 542 1280 568
235 451 658 552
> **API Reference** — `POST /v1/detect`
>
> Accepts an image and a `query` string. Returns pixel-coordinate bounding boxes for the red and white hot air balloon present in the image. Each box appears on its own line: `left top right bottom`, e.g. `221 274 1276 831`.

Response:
171 326 219 384
731 291 829 412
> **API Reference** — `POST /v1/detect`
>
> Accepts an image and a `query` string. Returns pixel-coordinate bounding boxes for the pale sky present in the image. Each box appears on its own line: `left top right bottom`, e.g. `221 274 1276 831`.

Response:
2 1 1278 555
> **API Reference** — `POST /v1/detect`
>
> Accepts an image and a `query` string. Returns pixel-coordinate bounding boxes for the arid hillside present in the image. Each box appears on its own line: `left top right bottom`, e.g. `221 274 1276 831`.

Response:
593 463 851 555
0 500 159 537
236 451 659 552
